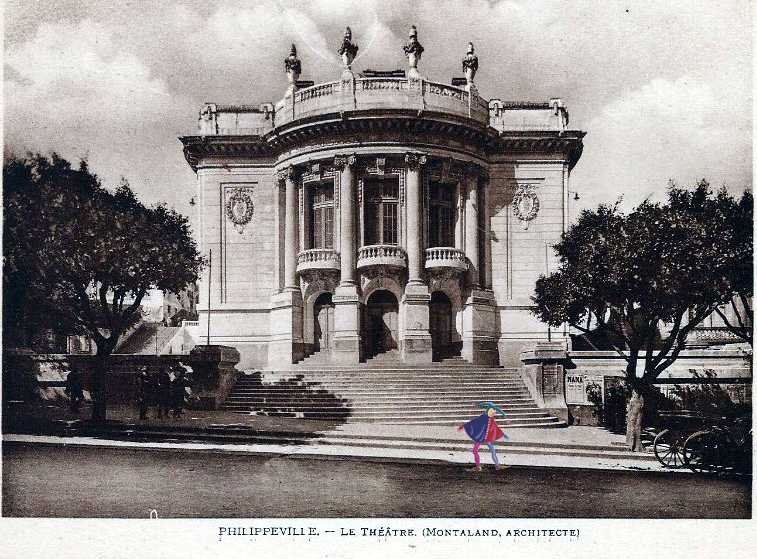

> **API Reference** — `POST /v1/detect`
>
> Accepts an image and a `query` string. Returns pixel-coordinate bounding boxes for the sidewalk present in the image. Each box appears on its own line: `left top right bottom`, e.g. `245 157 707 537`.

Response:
3 401 667 472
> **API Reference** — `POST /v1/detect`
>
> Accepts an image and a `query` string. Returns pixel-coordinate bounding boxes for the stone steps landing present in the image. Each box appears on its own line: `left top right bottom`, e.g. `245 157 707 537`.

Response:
221 363 565 428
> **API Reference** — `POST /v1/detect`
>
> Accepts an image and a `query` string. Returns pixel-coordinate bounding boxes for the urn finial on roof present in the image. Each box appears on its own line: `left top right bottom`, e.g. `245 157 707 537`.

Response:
462 41 479 91
338 26 359 70
284 43 302 95
403 25 424 80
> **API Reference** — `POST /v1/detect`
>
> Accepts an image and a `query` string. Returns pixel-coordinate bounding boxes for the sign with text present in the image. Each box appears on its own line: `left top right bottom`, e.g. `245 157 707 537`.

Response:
565 374 587 404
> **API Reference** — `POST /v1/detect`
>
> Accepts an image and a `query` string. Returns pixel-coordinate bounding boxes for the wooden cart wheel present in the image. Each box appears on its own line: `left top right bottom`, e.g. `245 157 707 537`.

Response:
653 429 686 469
683 430 725 474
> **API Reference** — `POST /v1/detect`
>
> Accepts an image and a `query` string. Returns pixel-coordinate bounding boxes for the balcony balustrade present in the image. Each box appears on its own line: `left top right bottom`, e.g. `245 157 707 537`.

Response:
424 247 468 272
273 78 489 128
357 245 408 270
296 248 340 274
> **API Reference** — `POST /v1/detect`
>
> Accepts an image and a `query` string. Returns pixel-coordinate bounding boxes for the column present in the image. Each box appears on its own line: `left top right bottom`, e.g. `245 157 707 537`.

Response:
405 153 426 283
283 166 298 290
462 166 497 366
401 153 432 364
464 169 479 288
455 181 464 251
337 154 357 285
268 166 304 367
482 177 493 291
331 154 361 364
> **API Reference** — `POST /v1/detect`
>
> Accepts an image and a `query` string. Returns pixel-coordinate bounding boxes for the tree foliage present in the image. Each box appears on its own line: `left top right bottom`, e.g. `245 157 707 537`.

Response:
533 181 751 379
3 153 205 419
532 181 752 448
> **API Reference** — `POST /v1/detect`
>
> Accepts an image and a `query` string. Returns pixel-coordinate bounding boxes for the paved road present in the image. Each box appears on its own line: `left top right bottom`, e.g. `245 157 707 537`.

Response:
2 442 750 518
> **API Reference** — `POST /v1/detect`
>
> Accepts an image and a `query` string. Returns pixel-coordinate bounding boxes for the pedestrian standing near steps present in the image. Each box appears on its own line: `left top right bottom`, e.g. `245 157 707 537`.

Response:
156 367 172 420
457 401 508 471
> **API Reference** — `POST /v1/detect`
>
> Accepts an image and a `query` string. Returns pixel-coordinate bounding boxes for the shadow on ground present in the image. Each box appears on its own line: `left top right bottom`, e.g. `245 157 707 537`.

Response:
236 372 351 421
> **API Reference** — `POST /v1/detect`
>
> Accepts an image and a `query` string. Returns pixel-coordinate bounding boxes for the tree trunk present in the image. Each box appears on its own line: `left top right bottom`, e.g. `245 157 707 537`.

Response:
625 387 645 452
90 353 109 423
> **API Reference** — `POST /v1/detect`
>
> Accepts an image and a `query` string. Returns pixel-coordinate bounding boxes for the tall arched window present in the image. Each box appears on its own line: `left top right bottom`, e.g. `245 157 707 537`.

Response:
364 178 398 245
310 183 334 249
429 182 455 247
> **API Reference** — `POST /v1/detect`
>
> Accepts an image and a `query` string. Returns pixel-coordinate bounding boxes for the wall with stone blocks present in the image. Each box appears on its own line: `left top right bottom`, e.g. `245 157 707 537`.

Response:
487 158 568 365
196 165 277 370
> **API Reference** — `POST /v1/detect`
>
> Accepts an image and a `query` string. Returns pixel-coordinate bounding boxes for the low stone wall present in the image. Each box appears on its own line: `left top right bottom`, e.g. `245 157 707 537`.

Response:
564 349 751 426
2 348 240 409
2 351 191 404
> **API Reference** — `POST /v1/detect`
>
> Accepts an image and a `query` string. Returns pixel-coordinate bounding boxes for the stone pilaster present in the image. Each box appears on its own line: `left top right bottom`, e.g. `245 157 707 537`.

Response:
331 154 361 364
520 341 570 423
268 166 304 367
401 153 432 363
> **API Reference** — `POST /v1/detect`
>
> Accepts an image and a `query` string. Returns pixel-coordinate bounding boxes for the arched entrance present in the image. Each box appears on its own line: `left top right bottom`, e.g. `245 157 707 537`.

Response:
430 291 457 361
363 290 399 358
313 292 334 353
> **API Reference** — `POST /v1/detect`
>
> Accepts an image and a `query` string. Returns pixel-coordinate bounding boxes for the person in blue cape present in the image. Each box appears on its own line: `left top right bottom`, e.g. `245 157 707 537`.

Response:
457 401 508 471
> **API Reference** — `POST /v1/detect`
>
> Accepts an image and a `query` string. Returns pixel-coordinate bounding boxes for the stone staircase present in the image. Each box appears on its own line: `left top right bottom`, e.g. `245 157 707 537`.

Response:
115 323 182 354
221 359 565 428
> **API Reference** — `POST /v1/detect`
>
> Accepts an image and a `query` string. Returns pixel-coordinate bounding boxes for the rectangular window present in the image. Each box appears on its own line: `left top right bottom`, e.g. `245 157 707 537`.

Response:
429 182 455 247
310 182 334 249
364 178 399 245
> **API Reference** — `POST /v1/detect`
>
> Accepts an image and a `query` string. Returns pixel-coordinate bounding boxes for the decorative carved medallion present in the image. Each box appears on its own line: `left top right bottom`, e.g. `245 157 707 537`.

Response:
225 187 255 233
512 184 540 229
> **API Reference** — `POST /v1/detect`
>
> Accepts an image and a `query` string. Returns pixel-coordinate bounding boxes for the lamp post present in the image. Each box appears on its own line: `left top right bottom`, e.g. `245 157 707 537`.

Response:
545 241 551 342
206 249 212 347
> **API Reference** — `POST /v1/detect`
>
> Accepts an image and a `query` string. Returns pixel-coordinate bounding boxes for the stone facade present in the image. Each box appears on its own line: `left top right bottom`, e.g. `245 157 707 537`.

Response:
180 34 585 370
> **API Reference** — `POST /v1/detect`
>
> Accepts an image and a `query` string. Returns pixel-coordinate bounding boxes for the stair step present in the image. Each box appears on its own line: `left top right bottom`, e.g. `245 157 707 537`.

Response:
236 377 525 387
227 391 533 397
253 369 521 374
224 397 537 405
227 409 549 418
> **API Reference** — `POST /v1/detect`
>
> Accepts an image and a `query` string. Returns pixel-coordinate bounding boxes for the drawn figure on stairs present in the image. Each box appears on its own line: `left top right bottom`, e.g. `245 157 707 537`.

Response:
458 401 508 471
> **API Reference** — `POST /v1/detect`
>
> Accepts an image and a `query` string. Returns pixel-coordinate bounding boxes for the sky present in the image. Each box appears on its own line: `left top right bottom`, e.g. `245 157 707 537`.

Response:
3 0 753 231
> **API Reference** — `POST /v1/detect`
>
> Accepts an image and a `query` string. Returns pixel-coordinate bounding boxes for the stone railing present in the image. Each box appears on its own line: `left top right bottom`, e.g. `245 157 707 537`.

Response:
296 248 340 273
198 103 275 136
274 78 490 127
357 244 408 270
686 326 743 347
424 247 468 272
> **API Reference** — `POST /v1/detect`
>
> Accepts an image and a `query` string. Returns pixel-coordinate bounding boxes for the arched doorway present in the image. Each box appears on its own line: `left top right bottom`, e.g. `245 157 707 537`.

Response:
430 291 456 361
364 290 399 358
313 292 334 353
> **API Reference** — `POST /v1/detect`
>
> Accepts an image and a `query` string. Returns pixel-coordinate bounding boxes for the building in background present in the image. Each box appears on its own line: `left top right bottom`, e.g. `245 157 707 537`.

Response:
67 283 199 355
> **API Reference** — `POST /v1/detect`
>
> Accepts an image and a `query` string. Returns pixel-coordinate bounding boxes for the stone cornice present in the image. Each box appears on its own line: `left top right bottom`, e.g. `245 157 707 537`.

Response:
180 135 273 171
180 119 585 171
493 130 585 170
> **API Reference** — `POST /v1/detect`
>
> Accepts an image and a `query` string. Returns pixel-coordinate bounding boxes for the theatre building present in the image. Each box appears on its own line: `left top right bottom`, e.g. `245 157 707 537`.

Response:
180 28 585 373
